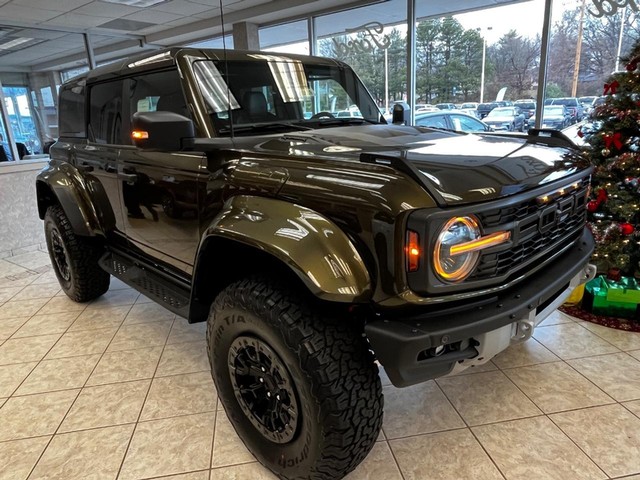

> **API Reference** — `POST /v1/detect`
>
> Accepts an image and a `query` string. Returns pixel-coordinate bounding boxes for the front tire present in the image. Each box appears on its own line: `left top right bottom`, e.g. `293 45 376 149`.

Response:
207 277 383 480
44 205 109 302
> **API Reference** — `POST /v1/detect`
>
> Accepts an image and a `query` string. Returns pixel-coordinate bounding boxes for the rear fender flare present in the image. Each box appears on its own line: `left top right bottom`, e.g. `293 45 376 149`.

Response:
197 195 372 303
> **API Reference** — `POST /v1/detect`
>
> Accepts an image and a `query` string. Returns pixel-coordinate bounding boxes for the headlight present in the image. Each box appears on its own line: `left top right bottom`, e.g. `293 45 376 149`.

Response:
433 216 481 283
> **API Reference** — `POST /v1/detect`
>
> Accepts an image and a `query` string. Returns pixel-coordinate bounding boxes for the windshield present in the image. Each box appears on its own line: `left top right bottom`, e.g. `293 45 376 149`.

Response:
192 56 381 136
487 107 514 117
551 98 577 106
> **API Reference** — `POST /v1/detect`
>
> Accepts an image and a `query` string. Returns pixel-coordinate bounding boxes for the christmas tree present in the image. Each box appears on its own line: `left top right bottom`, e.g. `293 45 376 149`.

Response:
583 39 640 278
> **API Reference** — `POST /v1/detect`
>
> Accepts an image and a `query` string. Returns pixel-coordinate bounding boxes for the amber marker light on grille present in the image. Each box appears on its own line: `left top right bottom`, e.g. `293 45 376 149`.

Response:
132 130 149 140
449 231 511 256
536 182 582 204
406 230 420 272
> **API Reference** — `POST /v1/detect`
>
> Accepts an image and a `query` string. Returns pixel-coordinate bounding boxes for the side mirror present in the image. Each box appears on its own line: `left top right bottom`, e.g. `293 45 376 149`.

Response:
392 103 410 125
131 111 195 151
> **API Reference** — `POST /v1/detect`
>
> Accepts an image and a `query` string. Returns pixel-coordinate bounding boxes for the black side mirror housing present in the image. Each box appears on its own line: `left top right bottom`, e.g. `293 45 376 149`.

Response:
392 103 410 125
131 111 195 151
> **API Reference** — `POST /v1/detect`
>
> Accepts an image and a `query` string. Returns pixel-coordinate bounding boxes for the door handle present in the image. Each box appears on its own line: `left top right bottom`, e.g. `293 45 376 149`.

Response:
118 172 138 183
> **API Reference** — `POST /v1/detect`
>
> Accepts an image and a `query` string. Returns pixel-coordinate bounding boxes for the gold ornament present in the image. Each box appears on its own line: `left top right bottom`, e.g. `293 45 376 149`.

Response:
602 148 611 156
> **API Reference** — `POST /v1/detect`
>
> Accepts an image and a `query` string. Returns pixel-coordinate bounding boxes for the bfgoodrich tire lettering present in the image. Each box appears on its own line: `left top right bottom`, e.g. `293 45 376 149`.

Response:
44 205 109 302
207 277 383 480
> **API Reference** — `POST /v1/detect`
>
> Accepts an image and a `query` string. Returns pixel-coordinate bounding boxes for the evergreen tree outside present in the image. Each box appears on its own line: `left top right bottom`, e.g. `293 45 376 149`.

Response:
584 39 640 277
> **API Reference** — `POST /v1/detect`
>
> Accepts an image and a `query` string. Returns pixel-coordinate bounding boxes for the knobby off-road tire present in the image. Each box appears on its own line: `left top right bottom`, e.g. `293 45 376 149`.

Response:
44 205 109 302
207 277 383 480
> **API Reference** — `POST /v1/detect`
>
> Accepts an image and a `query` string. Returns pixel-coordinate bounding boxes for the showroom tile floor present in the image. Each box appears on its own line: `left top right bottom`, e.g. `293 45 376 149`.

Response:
1 255 640 480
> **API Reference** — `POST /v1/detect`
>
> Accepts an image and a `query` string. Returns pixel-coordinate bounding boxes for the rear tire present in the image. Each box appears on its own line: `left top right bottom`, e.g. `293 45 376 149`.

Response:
207 277 383 480
44 205 109 302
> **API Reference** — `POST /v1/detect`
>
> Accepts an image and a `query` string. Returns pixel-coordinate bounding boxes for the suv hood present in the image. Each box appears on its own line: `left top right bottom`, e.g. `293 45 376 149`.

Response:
253 124 588 206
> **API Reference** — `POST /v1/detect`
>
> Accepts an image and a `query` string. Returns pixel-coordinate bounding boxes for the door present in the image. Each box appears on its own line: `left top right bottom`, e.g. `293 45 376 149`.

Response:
119 70 205 276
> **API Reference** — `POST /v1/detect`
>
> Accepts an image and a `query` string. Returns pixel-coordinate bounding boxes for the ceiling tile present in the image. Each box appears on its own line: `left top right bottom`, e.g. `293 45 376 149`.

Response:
151 0 212 15
72 1 142 17
122 9 183 23
0 4 61 22
44 13 113 28
11 28 69 40
10 0 93 12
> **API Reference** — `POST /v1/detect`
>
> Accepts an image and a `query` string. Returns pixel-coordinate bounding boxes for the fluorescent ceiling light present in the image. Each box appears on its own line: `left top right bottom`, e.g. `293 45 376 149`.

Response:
101 0 168 6
0 38 33 50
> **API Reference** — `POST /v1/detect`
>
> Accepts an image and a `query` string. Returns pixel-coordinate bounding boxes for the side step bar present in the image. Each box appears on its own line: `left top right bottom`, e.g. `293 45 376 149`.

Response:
100 251 191 318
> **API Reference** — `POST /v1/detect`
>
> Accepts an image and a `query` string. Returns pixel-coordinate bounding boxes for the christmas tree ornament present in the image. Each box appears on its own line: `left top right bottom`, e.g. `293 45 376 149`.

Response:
620 223 635 235
602 148 611 156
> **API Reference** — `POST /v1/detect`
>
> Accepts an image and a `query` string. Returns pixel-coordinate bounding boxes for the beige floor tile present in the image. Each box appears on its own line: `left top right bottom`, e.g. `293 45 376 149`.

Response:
29 424 134 480
533 323 620 359
0 298 48 319
344 441 403 480
550 404 640 478
390 428 503 480
37 296 87 315
0 316 29 340
492 338 559 369
0 435 51 480
0 389 79 441
119 412 216 480
107 321 173 352
108 277 131 290
0 362 38 397
210 463 276 479
30 270 60 285
504 361 615 413
68 305 131 332
12 311 81 338
631 349 640 361
45 327 117 359
473 416 605 480
437 370 542 426
578 321 640 351
15 354 101 395
154 472 210 480
135 294 155 304
123 303 176 325
167 320 206 345
381 381 465 439
0 286 22 303
212 411 254 468
0 334 61 365
378 364 392 386
625 400 640 418
89 289 140 308
6 251 52 271
451 360 498 376
0 258 30 277
568 353 640 402
0 273 38 288
10 282 61 302
539 309 574 326
87 346 163 386
60 380 150 433
141 371 217 421
156 341 211 377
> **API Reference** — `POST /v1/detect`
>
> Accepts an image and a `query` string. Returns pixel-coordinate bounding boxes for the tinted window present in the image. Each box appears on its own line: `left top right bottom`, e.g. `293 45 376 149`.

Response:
416 114 447 129
552 98 578 106
58 80 86 138
515 102 535 109
89 80 123 144
451 114 485 132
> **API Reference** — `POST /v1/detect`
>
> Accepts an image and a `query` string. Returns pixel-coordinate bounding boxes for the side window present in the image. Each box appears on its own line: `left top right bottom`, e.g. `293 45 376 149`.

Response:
416 115 447 129
89 80 123 144
451 115 485 132
128 69 188 118
58 80 86 138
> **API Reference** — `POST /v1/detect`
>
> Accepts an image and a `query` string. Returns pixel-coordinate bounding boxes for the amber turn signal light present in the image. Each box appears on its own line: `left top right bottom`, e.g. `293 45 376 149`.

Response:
406 230 420 272
132 130 149 140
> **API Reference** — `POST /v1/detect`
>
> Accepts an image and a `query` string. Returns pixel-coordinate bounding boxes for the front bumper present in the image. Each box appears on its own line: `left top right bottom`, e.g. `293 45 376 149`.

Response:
365 228 595 387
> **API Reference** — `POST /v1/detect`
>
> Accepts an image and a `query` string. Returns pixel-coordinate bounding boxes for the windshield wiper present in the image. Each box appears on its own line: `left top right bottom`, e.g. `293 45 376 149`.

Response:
219 122 313 134
309 117 380 126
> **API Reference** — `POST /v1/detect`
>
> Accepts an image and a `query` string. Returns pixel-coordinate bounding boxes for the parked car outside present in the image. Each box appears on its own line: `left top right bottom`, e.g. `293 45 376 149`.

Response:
544 97 584 123
436 102 457 110
477 102 498 118
579 96 598 116
414 110 492 132
336 110 363 118
482 106 526 131
514 99 537 125
589 96 607 118
458 108 480 118
415 103 438 112
460 102 479 110
530 105 571 130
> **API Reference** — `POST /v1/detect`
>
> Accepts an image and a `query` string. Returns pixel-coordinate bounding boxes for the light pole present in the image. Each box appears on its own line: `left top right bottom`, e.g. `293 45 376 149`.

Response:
478 27 492 104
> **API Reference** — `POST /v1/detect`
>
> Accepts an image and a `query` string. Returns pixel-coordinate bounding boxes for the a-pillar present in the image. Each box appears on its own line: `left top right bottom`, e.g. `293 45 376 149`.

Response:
232 22 259 50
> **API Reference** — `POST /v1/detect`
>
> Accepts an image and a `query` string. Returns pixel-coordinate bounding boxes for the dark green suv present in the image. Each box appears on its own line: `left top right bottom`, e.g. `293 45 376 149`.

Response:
37 48 595 480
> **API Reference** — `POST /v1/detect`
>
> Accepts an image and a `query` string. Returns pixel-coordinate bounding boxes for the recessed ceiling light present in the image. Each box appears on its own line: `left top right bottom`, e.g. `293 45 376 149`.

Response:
101 0 168 7
0 38 33 50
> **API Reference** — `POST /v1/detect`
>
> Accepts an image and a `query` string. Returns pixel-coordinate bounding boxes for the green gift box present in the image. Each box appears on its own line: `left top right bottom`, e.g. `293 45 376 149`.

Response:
583 276 640 319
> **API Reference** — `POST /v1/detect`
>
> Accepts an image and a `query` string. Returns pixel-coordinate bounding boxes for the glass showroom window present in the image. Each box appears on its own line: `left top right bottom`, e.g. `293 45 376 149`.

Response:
315 0 407 116
412 0 543 113
260 20 309 55
189 35 234 50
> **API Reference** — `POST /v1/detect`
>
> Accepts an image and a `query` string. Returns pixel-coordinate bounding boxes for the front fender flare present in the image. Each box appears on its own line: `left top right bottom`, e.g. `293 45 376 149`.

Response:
200 195 372 302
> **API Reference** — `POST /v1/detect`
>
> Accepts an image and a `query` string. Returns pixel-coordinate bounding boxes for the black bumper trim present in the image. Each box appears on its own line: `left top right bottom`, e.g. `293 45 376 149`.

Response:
365 228 594 387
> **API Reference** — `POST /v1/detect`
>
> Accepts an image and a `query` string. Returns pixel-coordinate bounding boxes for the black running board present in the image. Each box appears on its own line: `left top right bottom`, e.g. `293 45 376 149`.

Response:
100 251 191 318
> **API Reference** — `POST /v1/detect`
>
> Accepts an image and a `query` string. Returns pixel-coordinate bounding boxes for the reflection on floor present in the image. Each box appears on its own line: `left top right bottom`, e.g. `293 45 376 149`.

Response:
1 256 640 480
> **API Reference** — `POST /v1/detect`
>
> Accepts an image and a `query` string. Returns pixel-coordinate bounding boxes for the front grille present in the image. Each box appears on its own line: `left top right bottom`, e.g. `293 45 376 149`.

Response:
468 176 589 281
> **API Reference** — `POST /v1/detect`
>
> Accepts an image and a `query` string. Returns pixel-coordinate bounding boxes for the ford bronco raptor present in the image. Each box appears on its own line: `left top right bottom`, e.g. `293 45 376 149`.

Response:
37 48 595 480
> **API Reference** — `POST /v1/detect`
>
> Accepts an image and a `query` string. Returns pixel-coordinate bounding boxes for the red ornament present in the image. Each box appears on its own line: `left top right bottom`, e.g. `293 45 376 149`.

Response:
620 222 634 235
627 62 638 71
607 267 622 281
587 200 598 213
577 127 584 138
603 132 623 150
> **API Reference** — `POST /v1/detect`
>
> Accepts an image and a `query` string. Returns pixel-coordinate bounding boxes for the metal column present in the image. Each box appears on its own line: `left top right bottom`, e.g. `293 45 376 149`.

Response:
0 79 21 162
308 16 317 56
407 0 416 125
534 0 553 129
84 33 97 69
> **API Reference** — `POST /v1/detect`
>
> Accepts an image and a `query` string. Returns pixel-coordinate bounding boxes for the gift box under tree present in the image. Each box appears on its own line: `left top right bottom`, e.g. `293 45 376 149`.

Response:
582 275 640 320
